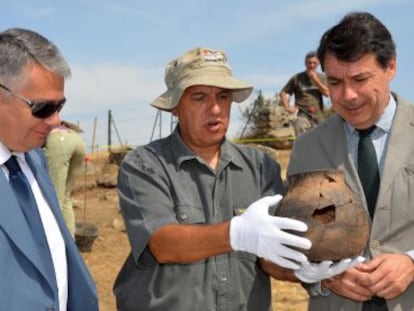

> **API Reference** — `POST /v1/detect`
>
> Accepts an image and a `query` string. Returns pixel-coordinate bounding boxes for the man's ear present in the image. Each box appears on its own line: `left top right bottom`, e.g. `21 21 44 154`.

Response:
387 57 397 81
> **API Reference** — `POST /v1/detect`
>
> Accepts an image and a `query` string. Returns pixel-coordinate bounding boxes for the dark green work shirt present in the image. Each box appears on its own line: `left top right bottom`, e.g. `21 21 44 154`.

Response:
114 128 285 311
282 71 326 122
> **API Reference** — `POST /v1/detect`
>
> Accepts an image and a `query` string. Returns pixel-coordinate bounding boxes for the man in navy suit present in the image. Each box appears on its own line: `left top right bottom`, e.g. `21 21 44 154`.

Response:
0 28 98 310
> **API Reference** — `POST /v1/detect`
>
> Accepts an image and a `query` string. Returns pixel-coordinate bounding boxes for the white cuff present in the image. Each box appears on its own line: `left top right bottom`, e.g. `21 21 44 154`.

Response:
405 250 414 261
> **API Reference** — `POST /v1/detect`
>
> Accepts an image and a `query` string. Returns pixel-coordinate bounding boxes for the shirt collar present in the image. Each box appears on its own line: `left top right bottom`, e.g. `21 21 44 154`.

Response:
377 93 396 133
0 141 26 166
170 127 242 170
169 127 198 167
345 93 396 136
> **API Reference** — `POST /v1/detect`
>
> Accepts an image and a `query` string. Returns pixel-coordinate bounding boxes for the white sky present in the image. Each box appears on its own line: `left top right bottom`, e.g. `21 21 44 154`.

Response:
2 0 413 150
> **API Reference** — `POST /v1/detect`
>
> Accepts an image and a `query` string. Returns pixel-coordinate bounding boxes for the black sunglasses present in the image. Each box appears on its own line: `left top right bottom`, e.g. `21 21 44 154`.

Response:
0 83 66 119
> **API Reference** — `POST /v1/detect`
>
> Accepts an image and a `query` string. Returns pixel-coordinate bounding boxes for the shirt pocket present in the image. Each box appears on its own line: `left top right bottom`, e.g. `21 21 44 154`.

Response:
175 204 206 224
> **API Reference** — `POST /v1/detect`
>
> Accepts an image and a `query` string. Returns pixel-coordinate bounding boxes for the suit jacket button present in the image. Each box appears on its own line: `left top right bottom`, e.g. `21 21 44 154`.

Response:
370 240 380 249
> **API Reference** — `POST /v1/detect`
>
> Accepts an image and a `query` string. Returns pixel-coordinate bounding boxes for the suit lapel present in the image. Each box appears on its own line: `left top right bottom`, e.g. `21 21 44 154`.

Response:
0 152 55 292
318 115 363 198
25 150 75 252
27 149 98 308
25 151 64 228
317 116 347 166
380 96 414 194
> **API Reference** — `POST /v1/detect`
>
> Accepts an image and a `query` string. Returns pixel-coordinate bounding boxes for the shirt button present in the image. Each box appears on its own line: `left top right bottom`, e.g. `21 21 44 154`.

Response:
370 240 380 249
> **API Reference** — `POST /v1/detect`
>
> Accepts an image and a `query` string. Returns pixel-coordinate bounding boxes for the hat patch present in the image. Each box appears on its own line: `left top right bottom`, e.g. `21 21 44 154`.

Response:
202 49 226 63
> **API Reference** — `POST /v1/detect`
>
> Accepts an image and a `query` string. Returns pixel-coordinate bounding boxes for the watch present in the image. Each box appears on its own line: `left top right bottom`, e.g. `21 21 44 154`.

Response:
305 281 331 298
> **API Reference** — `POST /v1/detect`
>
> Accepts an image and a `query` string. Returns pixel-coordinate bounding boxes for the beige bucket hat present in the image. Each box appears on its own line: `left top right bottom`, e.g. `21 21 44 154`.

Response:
151 47 253 111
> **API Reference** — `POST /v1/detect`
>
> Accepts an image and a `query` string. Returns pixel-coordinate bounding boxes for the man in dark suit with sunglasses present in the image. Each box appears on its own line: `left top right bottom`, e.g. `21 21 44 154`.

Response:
0 28 98 310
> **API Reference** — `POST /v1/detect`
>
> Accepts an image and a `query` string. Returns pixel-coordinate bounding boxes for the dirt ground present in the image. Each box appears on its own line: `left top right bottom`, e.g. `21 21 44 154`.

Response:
72 149 309 311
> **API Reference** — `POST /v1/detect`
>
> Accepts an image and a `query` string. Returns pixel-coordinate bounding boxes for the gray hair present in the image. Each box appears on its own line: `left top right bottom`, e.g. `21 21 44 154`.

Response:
0 28 71 87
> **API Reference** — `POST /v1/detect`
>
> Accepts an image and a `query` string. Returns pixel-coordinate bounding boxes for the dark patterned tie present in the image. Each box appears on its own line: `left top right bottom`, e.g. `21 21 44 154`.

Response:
357 128 388 311
357 126 380 218
5 155 55 277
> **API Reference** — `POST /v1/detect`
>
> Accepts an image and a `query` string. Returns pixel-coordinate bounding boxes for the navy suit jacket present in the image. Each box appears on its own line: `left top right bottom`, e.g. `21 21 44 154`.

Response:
0 148 98 310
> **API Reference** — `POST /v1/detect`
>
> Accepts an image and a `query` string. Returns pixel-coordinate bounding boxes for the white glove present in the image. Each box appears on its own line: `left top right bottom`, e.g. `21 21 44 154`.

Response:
294 256 366 283
230 195 312 270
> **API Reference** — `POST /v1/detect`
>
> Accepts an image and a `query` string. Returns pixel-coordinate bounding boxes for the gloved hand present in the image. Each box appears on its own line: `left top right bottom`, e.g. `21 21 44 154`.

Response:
294 256 366 283
230 195 312 270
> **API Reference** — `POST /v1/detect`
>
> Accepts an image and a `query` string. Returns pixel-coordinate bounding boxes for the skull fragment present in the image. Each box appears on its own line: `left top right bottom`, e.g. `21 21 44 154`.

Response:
275 170 370 261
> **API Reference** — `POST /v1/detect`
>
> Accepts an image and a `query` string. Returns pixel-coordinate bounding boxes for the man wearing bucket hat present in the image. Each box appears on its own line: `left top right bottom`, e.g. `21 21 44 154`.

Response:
113 47 314 310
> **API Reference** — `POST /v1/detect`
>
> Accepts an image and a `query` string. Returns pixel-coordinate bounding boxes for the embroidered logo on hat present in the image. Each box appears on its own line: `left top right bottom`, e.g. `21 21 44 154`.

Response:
202 49 226 62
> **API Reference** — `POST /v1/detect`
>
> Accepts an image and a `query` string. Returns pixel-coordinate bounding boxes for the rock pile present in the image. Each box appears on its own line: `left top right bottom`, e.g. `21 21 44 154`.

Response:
253 104 296 150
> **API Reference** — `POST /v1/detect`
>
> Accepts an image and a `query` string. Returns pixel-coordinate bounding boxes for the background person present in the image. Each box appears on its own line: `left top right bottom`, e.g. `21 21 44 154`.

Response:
44 120 87 237
279 51 329 136
287 11 414 310
0 27 97 310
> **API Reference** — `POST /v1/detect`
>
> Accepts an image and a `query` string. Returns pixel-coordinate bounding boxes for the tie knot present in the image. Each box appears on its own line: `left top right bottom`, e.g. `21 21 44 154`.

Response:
357 125 376 138
4 156 22 174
